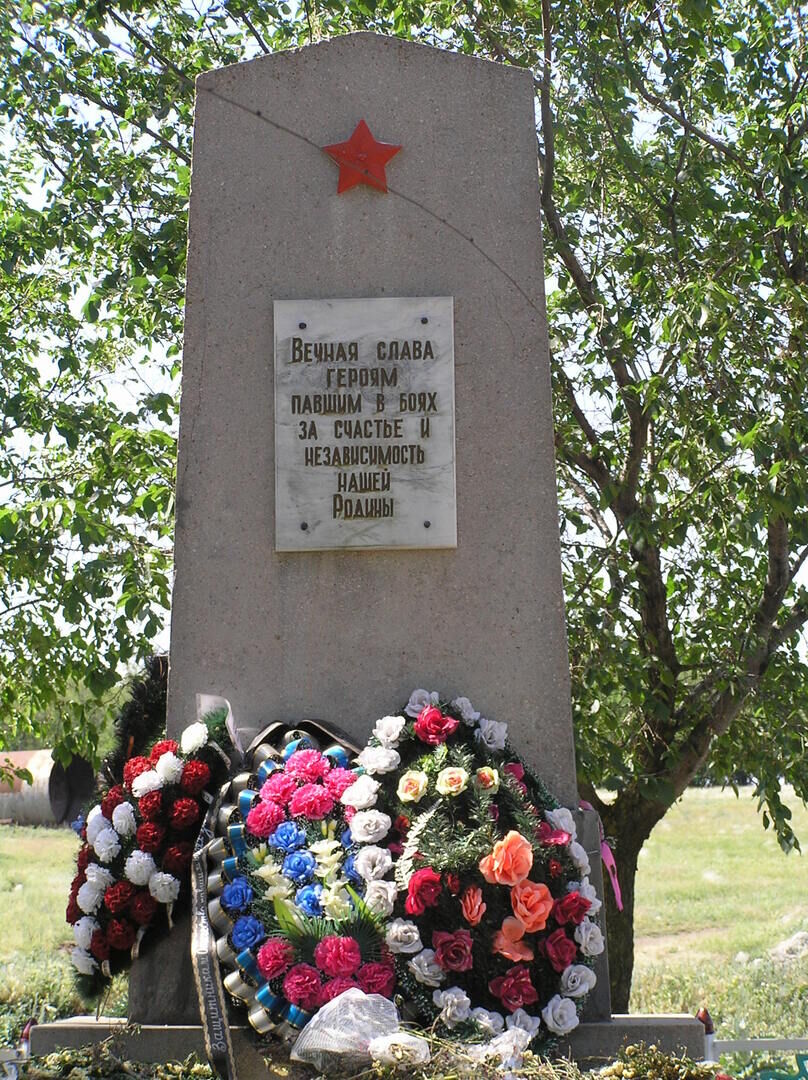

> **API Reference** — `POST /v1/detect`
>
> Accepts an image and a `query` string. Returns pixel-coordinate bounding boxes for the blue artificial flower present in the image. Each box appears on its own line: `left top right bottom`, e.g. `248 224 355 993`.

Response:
220 876 254 914
295 883 324 917
343 854 363 886
70 812 85 836
282 850 316 885
341 827 353 849
268 821 307 853
231 915 266 951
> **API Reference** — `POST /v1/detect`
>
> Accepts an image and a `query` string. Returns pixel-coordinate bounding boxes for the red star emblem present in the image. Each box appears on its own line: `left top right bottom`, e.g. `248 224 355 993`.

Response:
323 119 402 194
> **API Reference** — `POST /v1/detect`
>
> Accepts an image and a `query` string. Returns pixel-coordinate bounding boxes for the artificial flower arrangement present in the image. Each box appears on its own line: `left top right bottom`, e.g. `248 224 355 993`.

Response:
66 712 229 989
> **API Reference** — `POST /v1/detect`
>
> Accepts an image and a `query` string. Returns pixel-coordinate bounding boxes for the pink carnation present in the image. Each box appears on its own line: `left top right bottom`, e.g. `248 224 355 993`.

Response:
324 767 357 798
282 963 321 1010
288 783 334 821
357 962 395 997
259 772 298 805
284 749 330 783
314 935 362 977
318 976 360 1004
256 937 294 980
245 799 285 838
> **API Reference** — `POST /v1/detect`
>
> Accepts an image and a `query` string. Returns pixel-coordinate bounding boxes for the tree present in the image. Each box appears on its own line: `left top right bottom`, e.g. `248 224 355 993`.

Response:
3 0 807 1007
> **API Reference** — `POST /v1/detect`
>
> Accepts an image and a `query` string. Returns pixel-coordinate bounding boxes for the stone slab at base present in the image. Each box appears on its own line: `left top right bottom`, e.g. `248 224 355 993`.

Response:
30 1015 706 1072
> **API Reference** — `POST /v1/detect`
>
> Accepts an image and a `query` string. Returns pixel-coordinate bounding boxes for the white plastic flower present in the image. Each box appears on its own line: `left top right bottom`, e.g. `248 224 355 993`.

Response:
506 1008 542 1037
472 1008 505 1035
568 877 602 916
574 919 604 957
149 871 180 904
372 714 407 748
560 964 597 998
180 721 209 754
73 916 100 951
92 826 121 864
363 879 398 917
368 1032 431 1066
405 688 439 717
356 746 401 775
474 716 508 752
541 994 580 1035
452 696 480 724
76 882 103 915
255 861 293 901
131 769 163 797
112 801 136 838
71 947 99 975
85 864 114 889
354 844 392 881
309 837 343 879
340 774 380 810
432 986 471 1027
85 806 106 845
407 948 445 987
484 1027 532 1067
348 810 391 844
155 751 184 784
321 886 352 921
545 807 577 839
124 850 157 886
568 841 591 876
385 918 423 954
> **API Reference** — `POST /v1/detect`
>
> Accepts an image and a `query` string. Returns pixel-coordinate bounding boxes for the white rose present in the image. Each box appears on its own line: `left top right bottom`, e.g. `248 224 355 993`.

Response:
474 716 508 752
356 746 401 775
363 879 398 917
149 871 180 904
155 751 184 784
110 801 135 838
569 877 602 916
432 986 471 1027
349 810 392 845
341 774 380 810
407 948 445 987
541 994 580 1035
568 841 591 876
545 807 577 839
506 1008 542 1037
131 769 163 797
354 845 392 881
574 918 604 957
368 1032 431 1066
71 947 99 975
85 863 114 889
124 850 157 886
560 964 597 998
372 714 407 748
452 696 480 724
73 916 99 951
405 688 439 718
76 882 103 915
85 806 107 845
180 721 209 754
92 826 121 864
471 1008 505 1035
385 918 422 954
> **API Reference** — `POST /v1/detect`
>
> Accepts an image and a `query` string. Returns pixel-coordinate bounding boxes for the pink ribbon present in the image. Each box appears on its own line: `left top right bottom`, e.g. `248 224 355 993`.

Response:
579 800 623 911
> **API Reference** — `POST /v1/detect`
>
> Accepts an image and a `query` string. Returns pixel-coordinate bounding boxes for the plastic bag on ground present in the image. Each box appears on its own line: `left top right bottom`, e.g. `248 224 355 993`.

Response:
290 988 400 1073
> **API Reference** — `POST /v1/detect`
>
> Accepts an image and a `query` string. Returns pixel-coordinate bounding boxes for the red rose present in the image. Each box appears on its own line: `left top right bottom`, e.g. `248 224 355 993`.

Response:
123 756 152 790
543 928 579 973
180 760 211 796
489 964 539 1013
314 935 362 977
66 897 82 925
129 890 159 926
504 762 528 796
536 821 572 846
150 739 179 763
90 929 110 962
162 841 193 876
282 963 321 1010
553 891 591 926
104 881 136 915
318 976 360 1004
548 858 563 878
357 962 395 997
394 815 410 834
136 822 166 853
76 845 92 873
432 929 474 972
101 786 126 819
138 791 163 822
405 867 443 916
106 918 137 951
413 705 459 746
170 797 201 830
445 872 461 895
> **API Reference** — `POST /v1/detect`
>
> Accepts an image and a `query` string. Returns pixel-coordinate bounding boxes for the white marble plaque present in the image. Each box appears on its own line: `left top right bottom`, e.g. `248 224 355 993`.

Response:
274 297 456 551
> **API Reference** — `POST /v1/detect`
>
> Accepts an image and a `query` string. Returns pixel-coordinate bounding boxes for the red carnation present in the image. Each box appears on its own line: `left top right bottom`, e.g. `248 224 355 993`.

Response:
123 756 152 790
70 871 86 897
104 881 136 915
405 867 443 916
106 918 137 951
136 822 166 854
432 929 473 972
66 896 82 925
282 963 321 1010
318 976 360 1004
138 790 164 822
542 928 579 972
170 797 200 830
76 845 92 873
314 936 362 978
553 891 592 926
180 760 211 796
150 739 179 763
489 964 539 1013
162 841 193 876
357 962 395 997
90 929 110 962
413 705 459 746
101 785 126 819
129 890 159 926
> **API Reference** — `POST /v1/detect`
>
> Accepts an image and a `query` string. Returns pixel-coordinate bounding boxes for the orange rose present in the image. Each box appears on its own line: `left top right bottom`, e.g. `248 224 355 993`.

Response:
492 916 535 962
479 830 533 887
460 885 486 926
510 879 554 933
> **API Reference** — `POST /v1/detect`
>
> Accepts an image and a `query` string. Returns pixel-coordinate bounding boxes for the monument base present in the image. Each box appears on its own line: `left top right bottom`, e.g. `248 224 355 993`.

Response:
30 1014 706 1071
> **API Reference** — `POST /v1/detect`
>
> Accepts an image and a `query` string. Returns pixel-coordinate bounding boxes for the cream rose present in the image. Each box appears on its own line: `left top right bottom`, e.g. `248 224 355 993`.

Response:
435 766 469 797
397 769 428 803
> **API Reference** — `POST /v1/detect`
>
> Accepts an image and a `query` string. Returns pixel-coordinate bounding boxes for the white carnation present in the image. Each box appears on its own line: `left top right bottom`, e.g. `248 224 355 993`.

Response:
452 696 480 724
180 721 209 754
569 877 602 916
131 769 163 797
574 918 604 957
372 714 407 748
432 985 471 1027
154 751 184 784
85 806 107 845
340 774 380 810
407 948 445 987
85 863 114 889
92 826 121 864
348 810 392 844
560 964 597 998
76 881 103 915
112 801 136 838
368 1032 431 1066
405 688 439 717
73 916 100 951
149 871 180 904
71 947 99 975
568 841 591 876
124 850 157 886
506 1008 542 1037
472 1008 505 1035
385 918 422 954
356 746 401 775
363 879 398 917
353 844 392 881
474 716 508 752
541 994 580 1035
545 807 577 839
